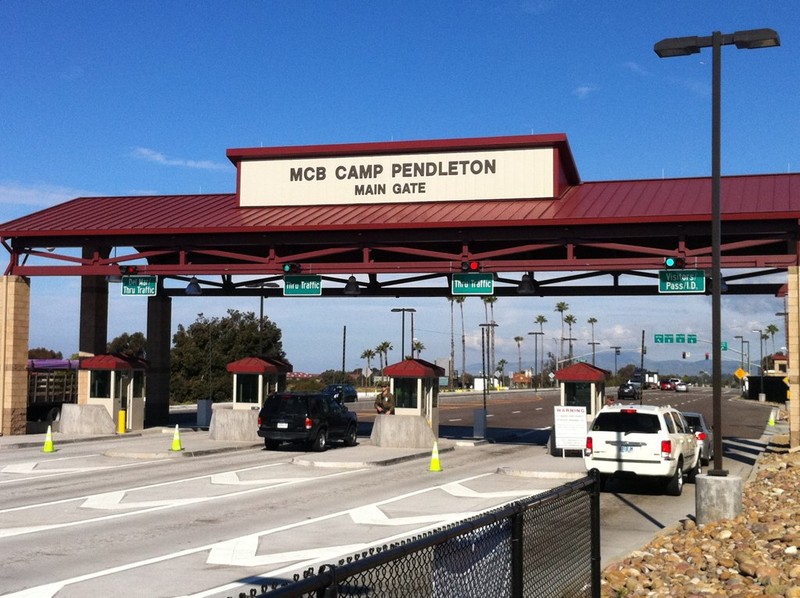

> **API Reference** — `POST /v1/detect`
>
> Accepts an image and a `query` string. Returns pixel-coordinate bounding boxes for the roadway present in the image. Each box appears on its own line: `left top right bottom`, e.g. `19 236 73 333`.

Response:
0 387 779 597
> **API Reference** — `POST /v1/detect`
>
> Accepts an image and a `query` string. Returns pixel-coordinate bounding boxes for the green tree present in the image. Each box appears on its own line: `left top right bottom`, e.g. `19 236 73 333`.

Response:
766 323 779 353
107 331 147 357
360 348 376 383
534 314 548 387
412 339 425 357
28 347 63 359
496 358 507 387
375 341 393 375
456 296 467 388
170 310 284 404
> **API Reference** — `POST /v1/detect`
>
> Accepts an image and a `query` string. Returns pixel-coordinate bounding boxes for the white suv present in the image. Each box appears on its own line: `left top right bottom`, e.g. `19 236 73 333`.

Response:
584 404 700 495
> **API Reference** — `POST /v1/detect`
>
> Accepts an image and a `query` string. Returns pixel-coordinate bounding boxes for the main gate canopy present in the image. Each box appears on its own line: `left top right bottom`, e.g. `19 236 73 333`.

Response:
1 134 799 297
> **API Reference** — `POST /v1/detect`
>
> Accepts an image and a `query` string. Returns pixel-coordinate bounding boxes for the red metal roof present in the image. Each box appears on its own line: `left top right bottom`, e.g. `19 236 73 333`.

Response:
555 362 609 382
226 357 292 374
2 173 798 239
384 358 446 378
79 354 147 370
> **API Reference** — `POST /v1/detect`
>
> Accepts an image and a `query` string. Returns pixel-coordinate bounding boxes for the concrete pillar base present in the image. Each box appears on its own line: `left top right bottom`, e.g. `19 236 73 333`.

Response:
695 474 743 525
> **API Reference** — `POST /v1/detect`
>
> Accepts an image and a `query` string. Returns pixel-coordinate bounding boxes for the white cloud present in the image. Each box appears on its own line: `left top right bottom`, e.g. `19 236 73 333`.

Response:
573 85 598 99
131 147 230 171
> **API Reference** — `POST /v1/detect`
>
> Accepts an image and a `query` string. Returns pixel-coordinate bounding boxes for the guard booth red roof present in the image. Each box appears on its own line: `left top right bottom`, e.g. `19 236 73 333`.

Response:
554 362 609 383
384 358 446 379
225 356 293 375
79 354 148 371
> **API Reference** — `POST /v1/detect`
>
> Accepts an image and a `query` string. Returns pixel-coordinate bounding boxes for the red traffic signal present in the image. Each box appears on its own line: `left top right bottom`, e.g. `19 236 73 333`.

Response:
119 265 138 275
461 260 481 272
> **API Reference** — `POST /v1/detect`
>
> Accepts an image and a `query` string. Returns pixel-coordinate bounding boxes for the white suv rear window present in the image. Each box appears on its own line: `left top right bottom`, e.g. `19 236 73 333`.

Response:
590 411 660 434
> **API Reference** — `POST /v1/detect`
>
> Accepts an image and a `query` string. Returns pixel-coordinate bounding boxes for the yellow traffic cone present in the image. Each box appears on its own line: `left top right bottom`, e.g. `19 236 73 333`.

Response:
429 440 442 472
170 425 183 451
768 408 776 427
42 425 55 453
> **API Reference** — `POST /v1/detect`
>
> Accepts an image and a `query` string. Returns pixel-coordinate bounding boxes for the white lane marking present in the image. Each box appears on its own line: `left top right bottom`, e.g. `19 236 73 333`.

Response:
3 472 523 598
448 418 462 422
512 410 521 414
0 467 363 538
350 503 478 526
442 481 544 499
0 456 165 485
207 534 368 567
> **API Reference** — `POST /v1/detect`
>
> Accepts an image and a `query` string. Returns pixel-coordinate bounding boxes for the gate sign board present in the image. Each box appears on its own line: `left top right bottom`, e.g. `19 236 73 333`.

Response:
658 269 706 293
451 273 494 295
283 275 322 296
236 147 557 207
121 275 157 296
553 406 587 451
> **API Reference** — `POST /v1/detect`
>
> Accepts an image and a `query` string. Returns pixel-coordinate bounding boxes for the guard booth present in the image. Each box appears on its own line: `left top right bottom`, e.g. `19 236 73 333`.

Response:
225 356 292 409
372 358 444 448
551 362 608 455
80 353 147 431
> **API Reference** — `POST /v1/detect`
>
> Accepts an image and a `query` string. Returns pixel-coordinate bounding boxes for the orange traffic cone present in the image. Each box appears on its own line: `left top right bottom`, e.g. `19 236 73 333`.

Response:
42 425 55 453
429 440 442 472
170 425 183 451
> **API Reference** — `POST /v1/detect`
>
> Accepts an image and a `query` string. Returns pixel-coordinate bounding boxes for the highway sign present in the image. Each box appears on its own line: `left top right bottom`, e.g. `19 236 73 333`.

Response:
658 269 706 293
451 273 494 295
121 275 157 296
283 275 322 296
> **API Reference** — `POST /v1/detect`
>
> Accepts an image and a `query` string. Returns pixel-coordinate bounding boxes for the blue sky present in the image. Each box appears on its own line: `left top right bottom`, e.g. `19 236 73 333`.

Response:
1 2 798 375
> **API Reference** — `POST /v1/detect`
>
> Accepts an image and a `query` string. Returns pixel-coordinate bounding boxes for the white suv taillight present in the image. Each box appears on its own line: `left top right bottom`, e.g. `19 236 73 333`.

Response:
660 439 672 459
304 417 313 430
585 436 593 456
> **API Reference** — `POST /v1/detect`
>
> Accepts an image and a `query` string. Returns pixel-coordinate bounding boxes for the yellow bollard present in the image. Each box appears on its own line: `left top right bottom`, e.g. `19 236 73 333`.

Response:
117 410 126 434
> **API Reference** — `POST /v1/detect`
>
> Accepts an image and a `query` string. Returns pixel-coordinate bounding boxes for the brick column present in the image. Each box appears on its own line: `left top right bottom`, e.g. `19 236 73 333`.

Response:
787 267 800 448
1 276 31 436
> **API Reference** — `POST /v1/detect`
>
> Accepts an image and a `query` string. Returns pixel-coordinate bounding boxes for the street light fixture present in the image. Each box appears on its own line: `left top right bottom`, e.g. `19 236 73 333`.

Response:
391 308 416 360
655 27 779 477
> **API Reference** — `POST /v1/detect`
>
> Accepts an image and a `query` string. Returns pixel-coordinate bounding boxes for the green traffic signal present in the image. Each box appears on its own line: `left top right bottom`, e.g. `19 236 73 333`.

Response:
664 257 686 269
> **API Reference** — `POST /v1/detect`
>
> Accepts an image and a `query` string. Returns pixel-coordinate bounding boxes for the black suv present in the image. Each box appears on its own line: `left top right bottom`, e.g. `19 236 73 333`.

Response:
321 383 358 403
257 392 358 451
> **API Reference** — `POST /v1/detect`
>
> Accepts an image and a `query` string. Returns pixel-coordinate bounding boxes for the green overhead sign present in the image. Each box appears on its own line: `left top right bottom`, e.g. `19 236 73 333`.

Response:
283 275 322 296
451 273 494 295
121 275 157 296
658 269 706 293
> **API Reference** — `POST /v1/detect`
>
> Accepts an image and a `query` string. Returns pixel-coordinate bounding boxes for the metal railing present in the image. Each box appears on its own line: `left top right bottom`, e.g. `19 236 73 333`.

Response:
234 475 600 598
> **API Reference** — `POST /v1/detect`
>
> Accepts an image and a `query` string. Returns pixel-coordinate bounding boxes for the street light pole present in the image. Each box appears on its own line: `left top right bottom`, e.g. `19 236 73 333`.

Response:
610 346 621 377
528 331 544 391
734 335 744 370
753 328 765 398
655 28 780 477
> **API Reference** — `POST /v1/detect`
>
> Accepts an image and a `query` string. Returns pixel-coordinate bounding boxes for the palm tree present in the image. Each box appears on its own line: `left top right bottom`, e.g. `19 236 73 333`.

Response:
587 317 598 365
766 323 779 353
564 314 577 364
496 358 507 388
456 296 466 388
448 297 456 390
360 348 376 384
514 335 524 375
375 341 393 376
412 339 425 357
554 302 569 366
535 314 547 387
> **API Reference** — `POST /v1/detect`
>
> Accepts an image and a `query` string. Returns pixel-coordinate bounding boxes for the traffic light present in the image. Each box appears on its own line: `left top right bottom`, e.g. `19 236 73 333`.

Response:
705 352 710 360
461 260 481 272
119 265 138 275
664 257 686 269
682 352 687 359
282 263 301 274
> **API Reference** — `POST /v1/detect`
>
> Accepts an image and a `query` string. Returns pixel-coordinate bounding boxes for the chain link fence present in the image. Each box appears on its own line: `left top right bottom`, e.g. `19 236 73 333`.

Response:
232 475 599 598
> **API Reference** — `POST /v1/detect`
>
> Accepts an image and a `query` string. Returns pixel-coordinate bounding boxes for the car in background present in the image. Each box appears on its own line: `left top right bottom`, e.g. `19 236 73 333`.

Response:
683 411 714 465
584 403 701 495
322 383 358 403
674 381 688 392
257 392 358 451
659 379 674 391
617 382 641 401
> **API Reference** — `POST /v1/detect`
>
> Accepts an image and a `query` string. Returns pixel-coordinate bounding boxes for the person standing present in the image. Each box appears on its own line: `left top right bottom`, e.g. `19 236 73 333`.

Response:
374 384 395 414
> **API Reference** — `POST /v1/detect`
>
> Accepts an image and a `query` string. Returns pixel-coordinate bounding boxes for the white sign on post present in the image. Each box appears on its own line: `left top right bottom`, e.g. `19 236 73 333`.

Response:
553 406 587 451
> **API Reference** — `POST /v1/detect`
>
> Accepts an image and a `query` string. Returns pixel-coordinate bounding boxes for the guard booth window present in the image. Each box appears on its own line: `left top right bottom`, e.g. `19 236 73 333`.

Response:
90 370 111 398
132 370 145 399
566 382 591 411
394 379 417 409
236 374 259 404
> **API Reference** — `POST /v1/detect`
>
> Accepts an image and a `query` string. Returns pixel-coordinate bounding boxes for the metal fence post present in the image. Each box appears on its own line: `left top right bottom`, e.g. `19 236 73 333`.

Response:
589 471 602 598
511 511 524 598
